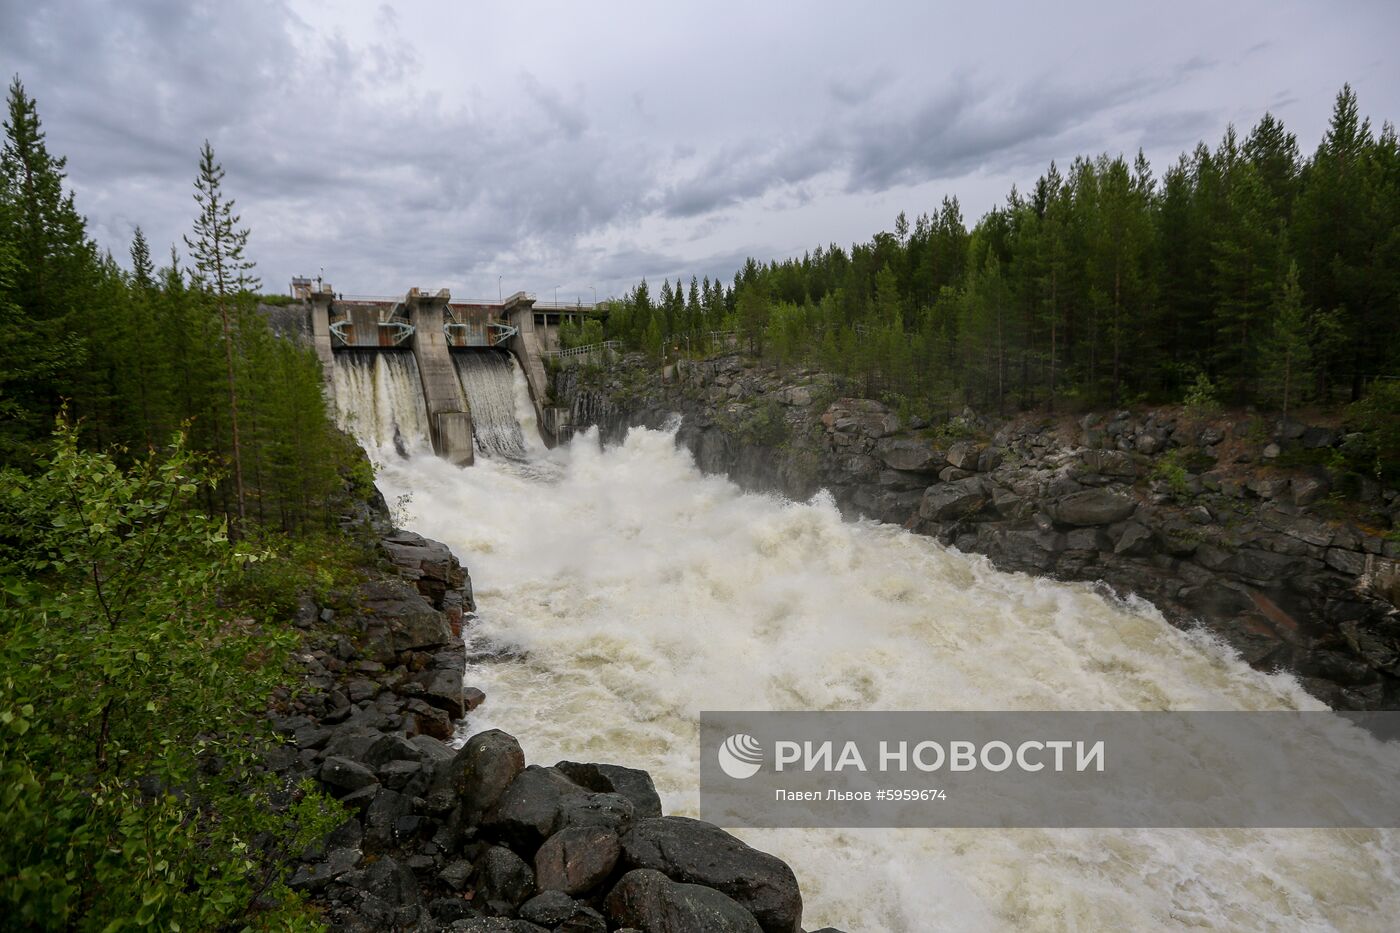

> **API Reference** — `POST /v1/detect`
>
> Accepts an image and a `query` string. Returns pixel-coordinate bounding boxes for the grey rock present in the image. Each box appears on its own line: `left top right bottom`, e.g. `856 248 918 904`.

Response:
945 440 983 471
619 816 801 933
555 791 637 833
289 846 361 893
482 766 589 854
320 756 379 795
1046 489 1137 526
519 890 606 931
534 826 620 895
605 868 762 933
428 728 527 816
555 761 663 818
1114 522 1154 556
340 856 420 909
363 788 413 852
414 667 467 719
1292 476 1329 506
472 845 536 913
440 858 473 891
873 437 945 473
919 477 987 521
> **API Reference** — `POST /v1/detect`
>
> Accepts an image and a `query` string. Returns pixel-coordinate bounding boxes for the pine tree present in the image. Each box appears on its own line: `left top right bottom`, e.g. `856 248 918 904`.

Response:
129 226 154 290
1259 261 1312 417
184 141 260 527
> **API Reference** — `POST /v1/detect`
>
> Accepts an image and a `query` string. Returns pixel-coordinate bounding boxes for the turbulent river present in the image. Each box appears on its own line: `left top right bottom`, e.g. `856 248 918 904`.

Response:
337 352 1400 931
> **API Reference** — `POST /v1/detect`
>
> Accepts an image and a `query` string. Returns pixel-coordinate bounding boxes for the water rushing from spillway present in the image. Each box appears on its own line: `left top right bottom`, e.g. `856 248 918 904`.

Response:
330 350 432 453
453 351 541 459
364 424 1399 932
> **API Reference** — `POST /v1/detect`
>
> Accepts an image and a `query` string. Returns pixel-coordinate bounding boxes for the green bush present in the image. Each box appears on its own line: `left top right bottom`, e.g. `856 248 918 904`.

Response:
1344 380 1400 483
0 419 340 930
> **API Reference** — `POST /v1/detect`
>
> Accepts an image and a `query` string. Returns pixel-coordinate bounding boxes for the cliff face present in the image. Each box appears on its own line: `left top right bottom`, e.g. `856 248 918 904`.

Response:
559 353 1400 710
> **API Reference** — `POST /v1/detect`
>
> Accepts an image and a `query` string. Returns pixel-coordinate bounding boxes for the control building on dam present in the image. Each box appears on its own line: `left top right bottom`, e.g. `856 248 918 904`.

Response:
276 277 601 465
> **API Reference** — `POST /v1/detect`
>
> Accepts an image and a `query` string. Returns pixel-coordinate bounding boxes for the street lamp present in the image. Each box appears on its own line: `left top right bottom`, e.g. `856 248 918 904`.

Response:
554 285 561 305
497 275 502 302
591 285 597 306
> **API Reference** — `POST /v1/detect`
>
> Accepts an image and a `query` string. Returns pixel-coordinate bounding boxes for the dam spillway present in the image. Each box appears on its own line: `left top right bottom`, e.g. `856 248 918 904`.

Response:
315 285 563 462
451 350 540 460
330 349 432 453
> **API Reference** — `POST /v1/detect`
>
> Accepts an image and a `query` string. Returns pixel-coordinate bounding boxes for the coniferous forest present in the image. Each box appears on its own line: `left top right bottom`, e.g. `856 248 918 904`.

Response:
1 77 368 928
596 86 1399 436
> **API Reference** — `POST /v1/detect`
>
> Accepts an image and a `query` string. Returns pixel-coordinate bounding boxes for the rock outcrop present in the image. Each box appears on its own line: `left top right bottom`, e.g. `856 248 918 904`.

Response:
269 525 815 932
558 352 1400 710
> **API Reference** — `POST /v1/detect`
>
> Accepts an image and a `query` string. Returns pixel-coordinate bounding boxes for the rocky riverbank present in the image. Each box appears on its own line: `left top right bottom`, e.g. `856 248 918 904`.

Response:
266 509 816 932
556 353 1400 710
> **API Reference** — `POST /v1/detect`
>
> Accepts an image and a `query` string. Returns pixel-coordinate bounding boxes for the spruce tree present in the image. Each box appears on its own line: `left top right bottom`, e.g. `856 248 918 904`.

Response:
1259 260 1312 418
184 141 259 527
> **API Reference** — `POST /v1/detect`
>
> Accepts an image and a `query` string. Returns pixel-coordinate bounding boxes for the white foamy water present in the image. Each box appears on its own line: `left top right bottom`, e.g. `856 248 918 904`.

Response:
331 350 432 453
370 425 1400 932
453 351 540 459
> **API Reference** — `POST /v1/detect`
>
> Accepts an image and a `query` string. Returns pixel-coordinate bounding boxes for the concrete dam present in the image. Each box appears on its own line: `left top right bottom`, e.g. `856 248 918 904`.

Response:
290 280 589 464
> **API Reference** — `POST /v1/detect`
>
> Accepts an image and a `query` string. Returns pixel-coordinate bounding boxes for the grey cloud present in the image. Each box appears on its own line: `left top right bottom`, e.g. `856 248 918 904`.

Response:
520 73 589 139
2 1 1395 298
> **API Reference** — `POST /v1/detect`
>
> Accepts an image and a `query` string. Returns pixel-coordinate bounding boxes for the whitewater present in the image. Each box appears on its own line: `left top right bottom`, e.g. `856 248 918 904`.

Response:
339 354 1400 931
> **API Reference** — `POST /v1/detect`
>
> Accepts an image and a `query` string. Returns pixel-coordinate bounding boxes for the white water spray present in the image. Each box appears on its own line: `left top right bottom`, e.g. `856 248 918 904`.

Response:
370 424 1399 932
330 350 432 453
453 351 539 458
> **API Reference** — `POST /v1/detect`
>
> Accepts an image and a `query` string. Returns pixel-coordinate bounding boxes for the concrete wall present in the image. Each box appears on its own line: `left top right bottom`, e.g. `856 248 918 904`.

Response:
502 293 554 446
407 289 474 466
309 290 335 395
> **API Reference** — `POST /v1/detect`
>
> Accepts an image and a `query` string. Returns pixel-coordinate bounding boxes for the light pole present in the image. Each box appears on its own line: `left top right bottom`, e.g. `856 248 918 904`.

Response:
497 275 502 302
554 285 561 305
591 285 597 306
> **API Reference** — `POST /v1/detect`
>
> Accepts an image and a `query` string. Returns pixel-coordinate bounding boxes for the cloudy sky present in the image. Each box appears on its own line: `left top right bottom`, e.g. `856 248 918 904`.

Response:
3 1 1397 302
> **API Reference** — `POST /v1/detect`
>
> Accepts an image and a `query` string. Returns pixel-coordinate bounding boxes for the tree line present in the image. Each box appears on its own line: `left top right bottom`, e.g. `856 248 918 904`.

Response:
1 77 365 928
600 85 1399 422
0 78 352 534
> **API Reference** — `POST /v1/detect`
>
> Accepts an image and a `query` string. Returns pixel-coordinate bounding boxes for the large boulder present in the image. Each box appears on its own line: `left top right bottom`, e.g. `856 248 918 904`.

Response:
413 667 467 719
873 437 946 473
918 477 988 522
320 756 379 795
945 440 983 471
472 845 537 914
619 817 801 933
1046 488 1137 526
482 766 590 854
534 826 621 895
427 729 526 816
605 868 762 933
555 761 663 818
519 890 607 932
357 580 454 653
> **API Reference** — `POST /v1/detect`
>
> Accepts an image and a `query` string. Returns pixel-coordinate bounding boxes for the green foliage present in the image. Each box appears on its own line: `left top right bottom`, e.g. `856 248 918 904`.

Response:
1149 449 1193 502
1343 380 1400 483
715 397 788 447
0 419 339 930
1183 371 1221 415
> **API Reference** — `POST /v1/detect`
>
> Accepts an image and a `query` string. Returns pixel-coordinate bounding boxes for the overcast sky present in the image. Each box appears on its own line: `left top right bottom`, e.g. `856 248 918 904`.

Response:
3 1 1397 302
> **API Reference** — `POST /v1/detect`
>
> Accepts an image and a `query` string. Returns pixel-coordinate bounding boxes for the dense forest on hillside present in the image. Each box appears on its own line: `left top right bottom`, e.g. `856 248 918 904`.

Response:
593 85 1400 433
0 77 365 928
